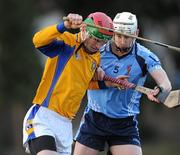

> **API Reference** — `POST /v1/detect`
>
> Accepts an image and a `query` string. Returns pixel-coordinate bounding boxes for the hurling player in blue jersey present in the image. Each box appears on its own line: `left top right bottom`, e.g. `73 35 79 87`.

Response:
73 12 172 155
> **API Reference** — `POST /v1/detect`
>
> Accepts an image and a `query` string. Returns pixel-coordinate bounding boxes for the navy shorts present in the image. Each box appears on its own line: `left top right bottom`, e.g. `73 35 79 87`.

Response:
76 109 141 151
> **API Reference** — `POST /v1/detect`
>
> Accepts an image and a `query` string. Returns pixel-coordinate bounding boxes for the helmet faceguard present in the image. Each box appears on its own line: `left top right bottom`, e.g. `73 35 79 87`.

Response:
113 12 138 35
83 12 113 41
112 12 137 54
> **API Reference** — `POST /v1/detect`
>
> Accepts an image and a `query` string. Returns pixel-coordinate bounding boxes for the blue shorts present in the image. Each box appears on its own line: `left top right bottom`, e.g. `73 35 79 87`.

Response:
76 109 141 151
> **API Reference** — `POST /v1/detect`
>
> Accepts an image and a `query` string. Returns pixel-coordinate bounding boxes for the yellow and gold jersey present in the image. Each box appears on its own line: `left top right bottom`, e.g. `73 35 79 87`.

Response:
32 23 100 119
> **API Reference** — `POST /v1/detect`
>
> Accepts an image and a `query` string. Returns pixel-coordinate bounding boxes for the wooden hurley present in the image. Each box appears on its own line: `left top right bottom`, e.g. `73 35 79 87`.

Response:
104 75 180 108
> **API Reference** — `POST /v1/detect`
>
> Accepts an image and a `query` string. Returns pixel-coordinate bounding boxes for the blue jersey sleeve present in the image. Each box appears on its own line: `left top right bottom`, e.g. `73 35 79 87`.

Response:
145 52 162 72
136 43 162 73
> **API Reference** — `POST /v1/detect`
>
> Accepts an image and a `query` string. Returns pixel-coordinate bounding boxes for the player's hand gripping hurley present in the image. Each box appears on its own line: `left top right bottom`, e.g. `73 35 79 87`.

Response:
103 75 180 108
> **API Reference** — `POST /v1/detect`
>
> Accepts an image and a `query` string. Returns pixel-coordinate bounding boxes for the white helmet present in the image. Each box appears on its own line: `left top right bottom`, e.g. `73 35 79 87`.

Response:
113 12 138 34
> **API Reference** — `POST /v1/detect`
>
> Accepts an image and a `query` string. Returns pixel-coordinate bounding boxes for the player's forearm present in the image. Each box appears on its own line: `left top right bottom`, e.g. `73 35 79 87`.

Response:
158 78 172 92
151 68 172 92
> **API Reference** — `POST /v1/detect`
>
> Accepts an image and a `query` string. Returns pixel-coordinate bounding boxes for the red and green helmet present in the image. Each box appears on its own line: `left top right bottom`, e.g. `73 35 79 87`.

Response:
84 12 113 41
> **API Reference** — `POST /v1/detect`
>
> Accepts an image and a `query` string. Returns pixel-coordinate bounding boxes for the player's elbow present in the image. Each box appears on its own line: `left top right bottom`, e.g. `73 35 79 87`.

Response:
32 33 40 48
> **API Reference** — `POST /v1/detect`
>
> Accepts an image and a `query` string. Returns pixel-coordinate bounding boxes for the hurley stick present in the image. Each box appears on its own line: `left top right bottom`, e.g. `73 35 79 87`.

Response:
63 17 180 52
104 75 180 108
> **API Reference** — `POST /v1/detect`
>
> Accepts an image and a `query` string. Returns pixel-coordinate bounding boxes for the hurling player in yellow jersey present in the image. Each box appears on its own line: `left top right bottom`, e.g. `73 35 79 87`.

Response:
23 12 113 155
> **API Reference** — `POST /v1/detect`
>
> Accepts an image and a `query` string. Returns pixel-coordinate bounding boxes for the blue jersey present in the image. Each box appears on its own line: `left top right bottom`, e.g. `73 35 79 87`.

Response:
87 41 162 118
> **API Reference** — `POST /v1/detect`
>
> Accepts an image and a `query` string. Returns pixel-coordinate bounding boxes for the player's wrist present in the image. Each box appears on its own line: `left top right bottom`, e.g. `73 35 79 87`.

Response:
57 22 68 33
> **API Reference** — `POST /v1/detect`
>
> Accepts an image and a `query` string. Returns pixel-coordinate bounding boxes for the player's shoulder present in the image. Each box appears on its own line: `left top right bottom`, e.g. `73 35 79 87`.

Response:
136 43 159 62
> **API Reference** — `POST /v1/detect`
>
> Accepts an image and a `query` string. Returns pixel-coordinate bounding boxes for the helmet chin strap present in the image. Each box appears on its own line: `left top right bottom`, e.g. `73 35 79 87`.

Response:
115 45 132 53
112 38 135 53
